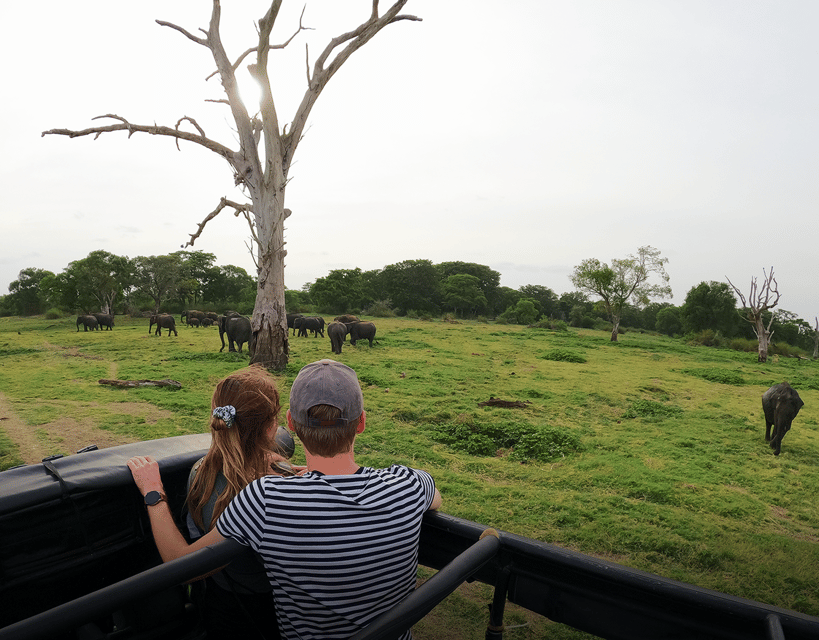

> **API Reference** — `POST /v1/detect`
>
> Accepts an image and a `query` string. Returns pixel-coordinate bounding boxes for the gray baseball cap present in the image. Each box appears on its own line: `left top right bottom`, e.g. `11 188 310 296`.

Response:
289 359 364 427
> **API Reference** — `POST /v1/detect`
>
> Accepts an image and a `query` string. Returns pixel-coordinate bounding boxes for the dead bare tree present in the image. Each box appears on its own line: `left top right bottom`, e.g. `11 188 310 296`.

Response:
813 317 818 360
42 1 421 370
726 268 780 363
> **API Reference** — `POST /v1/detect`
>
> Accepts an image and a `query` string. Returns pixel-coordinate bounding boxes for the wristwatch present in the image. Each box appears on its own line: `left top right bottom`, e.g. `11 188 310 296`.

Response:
144 490 167 507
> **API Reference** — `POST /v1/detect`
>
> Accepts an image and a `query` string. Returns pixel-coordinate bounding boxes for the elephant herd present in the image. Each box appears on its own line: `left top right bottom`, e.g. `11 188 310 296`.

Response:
76 313 115 332
288 313 377 355
77 310 376 357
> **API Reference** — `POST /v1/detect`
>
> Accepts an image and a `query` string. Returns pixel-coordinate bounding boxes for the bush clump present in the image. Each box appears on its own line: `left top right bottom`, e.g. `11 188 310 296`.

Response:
539 349 586 363
623 399 683 420
426 421 582 462
682 368 745 386
361 300 396 317
44 308 63 320
530 318 569 331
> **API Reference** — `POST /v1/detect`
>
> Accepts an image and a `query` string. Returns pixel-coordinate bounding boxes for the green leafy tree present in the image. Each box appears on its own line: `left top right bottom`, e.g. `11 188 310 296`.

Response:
442 274 487 317
491 287 522 317
133 255 182 314
436 262 500 309
67 250 134 314
174 250 217 307
6 268 54 315
558 291 590 322
680 281 738 336
380 260 440 314
641 302 673 332
570 246 672 341
518 285 558 319
499 298 539 325
310 268 365 314
655 306 683 336
203 264 256 310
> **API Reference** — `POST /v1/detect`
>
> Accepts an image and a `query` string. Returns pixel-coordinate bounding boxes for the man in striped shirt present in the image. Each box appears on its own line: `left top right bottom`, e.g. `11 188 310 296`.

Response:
130 359 442 640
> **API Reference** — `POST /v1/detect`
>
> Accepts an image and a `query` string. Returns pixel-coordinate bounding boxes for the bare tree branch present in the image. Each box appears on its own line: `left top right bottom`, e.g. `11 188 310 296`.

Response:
42 114 238 162
183 197 256 249
156 20 209 47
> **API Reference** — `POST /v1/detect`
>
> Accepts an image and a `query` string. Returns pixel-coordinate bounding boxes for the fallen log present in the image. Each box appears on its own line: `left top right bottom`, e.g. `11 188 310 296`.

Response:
478 397 531 408
98 379 182 389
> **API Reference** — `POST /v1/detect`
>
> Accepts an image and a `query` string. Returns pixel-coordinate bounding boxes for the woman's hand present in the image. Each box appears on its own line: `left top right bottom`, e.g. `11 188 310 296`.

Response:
127 456 165 495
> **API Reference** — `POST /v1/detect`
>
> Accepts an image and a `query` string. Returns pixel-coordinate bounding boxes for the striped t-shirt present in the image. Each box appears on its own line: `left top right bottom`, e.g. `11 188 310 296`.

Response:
217 464 437 640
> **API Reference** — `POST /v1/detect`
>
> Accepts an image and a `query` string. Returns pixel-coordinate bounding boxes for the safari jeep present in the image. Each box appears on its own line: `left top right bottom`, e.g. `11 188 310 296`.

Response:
2 435 818 640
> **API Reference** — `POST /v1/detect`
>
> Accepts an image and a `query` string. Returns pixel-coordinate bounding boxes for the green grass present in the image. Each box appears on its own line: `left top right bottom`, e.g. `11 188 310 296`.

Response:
1 314 818 633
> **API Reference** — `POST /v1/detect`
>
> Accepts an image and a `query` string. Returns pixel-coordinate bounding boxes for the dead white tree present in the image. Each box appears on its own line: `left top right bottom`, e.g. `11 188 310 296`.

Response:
42 1 420 370
726 268 780 363
813 317 818 360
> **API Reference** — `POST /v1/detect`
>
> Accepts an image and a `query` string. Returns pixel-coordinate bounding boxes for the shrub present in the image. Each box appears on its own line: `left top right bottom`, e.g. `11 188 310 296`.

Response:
728 338 757 352
530 318 568 331
623 400 683 419
44 308 63 320
539 349 586 363
362 300 396 317
681 368 745 386
426 421 582 462
509 427 582 462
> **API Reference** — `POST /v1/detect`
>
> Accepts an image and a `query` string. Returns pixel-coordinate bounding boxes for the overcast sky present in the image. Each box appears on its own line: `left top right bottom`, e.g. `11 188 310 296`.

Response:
3 1 817 322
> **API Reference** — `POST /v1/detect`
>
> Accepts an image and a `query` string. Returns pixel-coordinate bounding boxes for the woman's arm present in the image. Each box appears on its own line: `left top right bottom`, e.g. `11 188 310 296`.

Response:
128 456 226 563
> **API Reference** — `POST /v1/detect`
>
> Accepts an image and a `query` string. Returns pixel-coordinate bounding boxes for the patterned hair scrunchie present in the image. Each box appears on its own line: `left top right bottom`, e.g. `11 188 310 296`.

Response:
212 405 236 428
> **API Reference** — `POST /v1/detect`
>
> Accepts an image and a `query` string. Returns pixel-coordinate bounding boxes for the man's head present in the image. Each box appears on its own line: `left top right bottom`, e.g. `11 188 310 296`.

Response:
287 359 365 456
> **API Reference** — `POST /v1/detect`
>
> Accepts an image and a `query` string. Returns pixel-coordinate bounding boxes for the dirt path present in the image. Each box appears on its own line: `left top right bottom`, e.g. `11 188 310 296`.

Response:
0 389 155 465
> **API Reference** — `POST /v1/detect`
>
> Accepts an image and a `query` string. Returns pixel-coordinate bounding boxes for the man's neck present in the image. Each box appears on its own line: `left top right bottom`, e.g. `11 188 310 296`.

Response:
305 450 360 475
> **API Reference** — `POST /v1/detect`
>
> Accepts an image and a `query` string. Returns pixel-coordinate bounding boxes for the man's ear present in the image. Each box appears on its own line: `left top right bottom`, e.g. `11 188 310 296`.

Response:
356 410 366 434
286 409 295 431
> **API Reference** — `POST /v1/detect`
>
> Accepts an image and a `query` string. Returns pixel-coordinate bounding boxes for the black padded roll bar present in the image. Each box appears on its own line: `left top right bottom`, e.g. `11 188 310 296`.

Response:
350 528 501 640
0 539 248 640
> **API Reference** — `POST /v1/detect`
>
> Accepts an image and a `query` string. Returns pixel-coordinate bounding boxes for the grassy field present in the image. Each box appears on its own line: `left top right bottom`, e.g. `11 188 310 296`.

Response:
0 314 817 638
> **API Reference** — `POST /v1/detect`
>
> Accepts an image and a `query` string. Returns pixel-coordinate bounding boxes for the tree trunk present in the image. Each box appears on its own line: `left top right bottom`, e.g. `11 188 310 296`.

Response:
249 195 289 371
610 317 620 342
755 316 770 363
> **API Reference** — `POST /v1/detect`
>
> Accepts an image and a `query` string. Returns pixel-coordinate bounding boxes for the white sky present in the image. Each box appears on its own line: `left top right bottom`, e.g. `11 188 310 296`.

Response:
2 1 817 322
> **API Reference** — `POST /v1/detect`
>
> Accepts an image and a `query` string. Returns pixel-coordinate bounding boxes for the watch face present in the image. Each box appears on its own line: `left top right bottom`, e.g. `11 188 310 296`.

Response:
145 491 164 506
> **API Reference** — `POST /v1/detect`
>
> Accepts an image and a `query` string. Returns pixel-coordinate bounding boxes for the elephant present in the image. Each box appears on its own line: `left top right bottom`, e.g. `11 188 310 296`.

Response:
76 315 99 332
205 312 219 322
92 313 114 331
188 318 201 328
334 314 360 324
149 314 178 337
347 321 377 347
287 313 304 336
201 318 214 327
328 321 347 354
218 314 252 353
762 382 804 456
297 316 325 338
181 310 206 326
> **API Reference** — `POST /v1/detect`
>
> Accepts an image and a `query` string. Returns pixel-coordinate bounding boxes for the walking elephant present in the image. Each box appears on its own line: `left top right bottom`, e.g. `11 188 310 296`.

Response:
218 314 252 353
287 313 304 336
347 321 377 347
297 316 325 338
328 321 347 354
76 315 99 332
762 382 804 456
92 313 114 330
149 314 178 336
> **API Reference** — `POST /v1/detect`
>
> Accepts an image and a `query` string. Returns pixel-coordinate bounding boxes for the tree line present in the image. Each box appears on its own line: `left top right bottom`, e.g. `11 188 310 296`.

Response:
0 250 256 318
3 251 816 356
